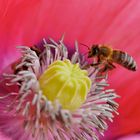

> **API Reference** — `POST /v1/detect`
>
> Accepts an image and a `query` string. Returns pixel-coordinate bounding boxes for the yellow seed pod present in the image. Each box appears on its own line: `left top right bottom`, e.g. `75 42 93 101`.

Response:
39 59 91 111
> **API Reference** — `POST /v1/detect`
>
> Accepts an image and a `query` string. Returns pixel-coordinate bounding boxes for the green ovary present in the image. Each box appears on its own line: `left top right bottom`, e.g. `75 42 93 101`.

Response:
39 59 91 111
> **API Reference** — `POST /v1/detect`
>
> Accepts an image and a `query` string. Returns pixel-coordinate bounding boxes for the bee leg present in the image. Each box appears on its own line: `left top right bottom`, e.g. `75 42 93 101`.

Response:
90 56 102 66
90 62 101 66
82 64 91 69
107 61 116 70
102 63 115 72
82 62 100 69
100 64 109 72
100 62 115 72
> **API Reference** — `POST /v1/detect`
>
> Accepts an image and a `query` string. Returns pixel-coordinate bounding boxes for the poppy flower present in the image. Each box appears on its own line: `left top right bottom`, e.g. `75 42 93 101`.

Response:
0 36 119 140
0 0 140 140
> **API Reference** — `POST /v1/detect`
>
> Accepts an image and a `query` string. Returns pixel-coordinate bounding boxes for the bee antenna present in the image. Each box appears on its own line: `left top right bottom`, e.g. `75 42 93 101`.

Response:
79 43 90 50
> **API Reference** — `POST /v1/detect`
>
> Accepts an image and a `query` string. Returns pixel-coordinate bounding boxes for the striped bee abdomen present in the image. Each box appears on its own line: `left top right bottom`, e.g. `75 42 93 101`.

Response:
112 50 137 71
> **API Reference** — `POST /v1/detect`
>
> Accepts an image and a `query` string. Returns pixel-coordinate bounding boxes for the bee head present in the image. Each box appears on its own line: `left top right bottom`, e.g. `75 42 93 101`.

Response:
88 44 100 58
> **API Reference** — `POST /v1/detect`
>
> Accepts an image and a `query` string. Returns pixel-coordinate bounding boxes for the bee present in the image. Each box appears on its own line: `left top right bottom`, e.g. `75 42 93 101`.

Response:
86 44 137 72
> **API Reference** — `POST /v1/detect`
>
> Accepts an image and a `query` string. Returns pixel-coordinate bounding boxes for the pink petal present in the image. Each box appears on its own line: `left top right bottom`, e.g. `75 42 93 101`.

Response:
118 134 140 140
0 132 11 140
0 0 140 139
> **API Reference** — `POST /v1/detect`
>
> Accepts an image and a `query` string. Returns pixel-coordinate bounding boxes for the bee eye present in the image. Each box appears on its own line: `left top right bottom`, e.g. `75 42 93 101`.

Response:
92 47 98 55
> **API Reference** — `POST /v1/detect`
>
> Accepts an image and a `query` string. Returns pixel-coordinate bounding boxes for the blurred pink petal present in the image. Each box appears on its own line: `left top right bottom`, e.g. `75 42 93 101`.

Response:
0 132 11 140
118 133 140 140
0 0 140 139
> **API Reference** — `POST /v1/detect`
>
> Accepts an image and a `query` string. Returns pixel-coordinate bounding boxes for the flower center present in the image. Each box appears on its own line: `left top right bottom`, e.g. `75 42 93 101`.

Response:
39 59 91 111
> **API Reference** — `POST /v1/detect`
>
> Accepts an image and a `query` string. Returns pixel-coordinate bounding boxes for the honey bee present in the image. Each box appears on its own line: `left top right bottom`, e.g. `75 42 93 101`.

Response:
86 44 137 72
